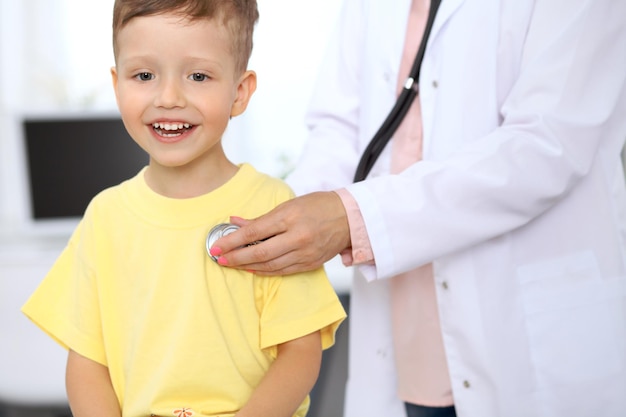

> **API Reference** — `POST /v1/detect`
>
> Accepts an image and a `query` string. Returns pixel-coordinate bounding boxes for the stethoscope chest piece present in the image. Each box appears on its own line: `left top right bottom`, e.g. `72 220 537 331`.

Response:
206 223 240 262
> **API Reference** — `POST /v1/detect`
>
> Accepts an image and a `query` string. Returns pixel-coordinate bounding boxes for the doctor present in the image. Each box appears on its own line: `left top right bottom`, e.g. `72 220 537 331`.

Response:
211 0 626 416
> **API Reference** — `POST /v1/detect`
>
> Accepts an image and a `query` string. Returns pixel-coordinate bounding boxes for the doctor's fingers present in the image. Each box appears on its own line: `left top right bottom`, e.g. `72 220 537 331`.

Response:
211 193 324 259
212 191 350 272
211 213 282 257
228 215 348 275
214 208 335 273
216 233 327 275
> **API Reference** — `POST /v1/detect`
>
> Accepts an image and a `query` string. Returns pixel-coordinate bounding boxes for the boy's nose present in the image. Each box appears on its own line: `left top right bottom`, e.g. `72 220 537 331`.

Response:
154 78 186 108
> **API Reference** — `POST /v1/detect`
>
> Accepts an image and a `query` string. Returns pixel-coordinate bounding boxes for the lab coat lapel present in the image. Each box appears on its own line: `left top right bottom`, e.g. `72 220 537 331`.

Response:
429 0 466 45
383 0 467 94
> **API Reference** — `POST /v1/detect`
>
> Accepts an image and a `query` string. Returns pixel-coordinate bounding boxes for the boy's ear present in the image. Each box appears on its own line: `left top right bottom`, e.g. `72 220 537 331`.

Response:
230 70 257 118
110 66 121 106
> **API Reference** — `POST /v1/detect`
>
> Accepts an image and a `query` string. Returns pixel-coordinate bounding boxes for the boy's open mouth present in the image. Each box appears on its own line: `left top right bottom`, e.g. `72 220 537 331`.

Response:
152 122 193 137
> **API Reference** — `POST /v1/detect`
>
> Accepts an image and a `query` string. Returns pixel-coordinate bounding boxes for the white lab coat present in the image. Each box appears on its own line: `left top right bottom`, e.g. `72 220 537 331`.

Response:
287 0 626 416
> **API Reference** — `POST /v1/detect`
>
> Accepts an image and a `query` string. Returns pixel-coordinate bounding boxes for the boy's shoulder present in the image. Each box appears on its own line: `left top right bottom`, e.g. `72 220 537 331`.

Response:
240 163 295 197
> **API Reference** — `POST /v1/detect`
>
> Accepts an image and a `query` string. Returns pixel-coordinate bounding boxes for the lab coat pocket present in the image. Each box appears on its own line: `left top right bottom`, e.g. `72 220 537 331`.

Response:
517 250 625 388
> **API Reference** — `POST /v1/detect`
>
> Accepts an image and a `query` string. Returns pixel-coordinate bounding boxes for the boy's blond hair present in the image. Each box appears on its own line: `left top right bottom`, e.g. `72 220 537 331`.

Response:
113 0 259 74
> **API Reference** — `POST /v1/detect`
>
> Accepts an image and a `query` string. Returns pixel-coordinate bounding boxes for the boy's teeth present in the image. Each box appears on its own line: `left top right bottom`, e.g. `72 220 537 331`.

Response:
152 122 191 130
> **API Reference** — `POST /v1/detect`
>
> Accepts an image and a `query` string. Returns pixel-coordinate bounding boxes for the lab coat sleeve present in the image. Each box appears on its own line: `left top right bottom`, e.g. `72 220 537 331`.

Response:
285 0 365 195
346 0 626 279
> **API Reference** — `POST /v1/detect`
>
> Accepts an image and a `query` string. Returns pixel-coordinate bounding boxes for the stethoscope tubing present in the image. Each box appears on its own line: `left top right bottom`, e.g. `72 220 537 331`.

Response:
353 0 442 183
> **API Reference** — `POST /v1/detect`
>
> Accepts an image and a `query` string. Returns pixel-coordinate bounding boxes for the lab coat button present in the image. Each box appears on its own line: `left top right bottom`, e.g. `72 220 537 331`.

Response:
442 281 449 290
463 380 471 388
432 80 439 88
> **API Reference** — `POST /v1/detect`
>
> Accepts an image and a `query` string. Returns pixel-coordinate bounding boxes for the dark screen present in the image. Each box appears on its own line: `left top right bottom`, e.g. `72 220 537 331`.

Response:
23 116 148 220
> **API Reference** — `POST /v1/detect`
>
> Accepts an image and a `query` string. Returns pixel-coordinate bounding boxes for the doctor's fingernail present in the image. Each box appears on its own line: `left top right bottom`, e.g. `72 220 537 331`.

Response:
209 247 222 256
217 256 228 266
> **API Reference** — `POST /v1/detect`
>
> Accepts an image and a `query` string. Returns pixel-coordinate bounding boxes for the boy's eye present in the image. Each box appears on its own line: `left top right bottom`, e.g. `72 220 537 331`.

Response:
135 72 154 81
190 73 208 82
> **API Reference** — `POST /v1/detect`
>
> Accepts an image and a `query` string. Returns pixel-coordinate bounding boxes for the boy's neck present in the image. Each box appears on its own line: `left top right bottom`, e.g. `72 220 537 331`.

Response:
144 159 239 199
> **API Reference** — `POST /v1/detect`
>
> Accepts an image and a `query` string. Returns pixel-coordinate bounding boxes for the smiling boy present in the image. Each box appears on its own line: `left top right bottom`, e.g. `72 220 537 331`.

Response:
21 1 346 417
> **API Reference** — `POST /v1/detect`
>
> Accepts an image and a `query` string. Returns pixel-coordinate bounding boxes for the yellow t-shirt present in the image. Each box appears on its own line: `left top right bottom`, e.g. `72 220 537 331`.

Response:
22 164 346 417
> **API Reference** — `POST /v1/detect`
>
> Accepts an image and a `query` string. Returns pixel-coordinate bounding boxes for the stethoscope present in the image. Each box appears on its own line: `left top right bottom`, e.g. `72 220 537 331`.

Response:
206 223 263 262
353 0 442 182
206 223 238 262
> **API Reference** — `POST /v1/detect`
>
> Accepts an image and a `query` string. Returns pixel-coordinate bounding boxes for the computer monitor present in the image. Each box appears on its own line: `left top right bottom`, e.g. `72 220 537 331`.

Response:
20 113 148 234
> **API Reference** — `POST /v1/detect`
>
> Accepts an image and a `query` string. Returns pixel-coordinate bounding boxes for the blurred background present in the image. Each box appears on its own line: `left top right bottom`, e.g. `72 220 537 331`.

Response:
0 1 351 416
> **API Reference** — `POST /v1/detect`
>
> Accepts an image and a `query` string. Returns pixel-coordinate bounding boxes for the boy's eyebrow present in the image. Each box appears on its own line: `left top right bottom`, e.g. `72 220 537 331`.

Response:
183 56 226 67
115 54 157 65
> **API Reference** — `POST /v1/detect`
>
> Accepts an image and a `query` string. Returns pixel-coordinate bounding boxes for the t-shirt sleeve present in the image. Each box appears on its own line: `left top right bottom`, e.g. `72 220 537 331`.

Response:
256 268 346 352
21 222 107 366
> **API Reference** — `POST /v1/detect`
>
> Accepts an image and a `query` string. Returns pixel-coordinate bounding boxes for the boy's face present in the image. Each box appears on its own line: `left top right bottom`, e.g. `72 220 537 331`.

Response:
111 14 255 174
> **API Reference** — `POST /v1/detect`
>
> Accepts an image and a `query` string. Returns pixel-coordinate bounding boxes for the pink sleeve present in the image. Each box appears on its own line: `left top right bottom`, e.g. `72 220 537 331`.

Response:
333 188 375 266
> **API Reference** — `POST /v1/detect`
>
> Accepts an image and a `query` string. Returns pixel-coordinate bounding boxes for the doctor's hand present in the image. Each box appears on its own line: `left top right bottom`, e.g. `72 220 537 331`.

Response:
210 191 351 276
